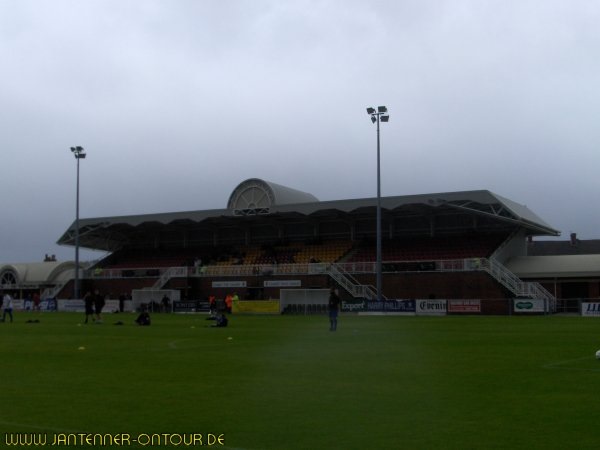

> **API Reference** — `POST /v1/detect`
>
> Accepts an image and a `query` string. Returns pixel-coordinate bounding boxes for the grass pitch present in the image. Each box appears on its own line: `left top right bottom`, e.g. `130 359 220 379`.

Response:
1 312 599 449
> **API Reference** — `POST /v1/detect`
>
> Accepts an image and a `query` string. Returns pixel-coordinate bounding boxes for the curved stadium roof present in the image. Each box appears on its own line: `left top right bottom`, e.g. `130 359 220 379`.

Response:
57 179 560 252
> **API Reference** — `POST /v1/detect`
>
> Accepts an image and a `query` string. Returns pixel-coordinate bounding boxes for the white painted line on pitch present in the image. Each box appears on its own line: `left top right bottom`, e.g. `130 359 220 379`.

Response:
162 339 239 351
543 356 600 372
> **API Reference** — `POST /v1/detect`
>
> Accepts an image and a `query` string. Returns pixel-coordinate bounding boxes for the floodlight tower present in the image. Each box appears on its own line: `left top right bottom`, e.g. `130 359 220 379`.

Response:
366 106 389 304
70 146 86 299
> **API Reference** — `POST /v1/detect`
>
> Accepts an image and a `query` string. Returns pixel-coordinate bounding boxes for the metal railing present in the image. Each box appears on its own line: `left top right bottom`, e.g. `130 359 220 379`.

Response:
328 263 378 300
152 267 188 289
481 258 555 304
41 281 66 299
84 257 555 304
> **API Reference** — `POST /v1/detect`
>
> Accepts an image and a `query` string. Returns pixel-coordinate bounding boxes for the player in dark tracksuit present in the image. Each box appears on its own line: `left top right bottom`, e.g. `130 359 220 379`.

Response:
84 292 94 324
328 288 341 331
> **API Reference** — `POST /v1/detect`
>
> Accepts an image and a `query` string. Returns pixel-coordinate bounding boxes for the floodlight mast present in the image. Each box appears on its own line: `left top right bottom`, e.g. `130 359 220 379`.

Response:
70 146 86 299
366 106 389 305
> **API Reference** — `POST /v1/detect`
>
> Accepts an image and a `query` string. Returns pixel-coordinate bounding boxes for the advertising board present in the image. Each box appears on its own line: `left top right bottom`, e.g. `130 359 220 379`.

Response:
416 299 447 315
581 302 600 317
212 281 246 288
513 299 546 313
343 299 416 313
234 300 280 314
448 299 481 313
264 280 301 287
173 300 210 313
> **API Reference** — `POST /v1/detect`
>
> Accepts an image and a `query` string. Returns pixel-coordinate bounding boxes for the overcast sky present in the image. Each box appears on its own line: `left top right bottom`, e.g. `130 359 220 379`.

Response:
2 0 600 263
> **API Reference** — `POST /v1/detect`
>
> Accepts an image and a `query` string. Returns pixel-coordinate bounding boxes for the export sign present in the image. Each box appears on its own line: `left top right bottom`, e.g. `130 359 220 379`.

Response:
448 299 481 313
341 299 366 312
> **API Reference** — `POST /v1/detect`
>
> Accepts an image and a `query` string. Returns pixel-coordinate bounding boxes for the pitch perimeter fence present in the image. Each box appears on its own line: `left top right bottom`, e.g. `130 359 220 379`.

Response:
9 297 600 316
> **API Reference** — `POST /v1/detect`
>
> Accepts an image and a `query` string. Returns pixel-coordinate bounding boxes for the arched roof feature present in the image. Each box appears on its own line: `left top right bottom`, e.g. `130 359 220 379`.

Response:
227 178 319 216
0 261 77 289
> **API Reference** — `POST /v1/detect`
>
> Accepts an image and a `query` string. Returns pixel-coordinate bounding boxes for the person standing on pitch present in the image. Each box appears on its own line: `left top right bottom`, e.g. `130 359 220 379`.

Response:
83 291 94 324
328 288 341 331
93 290 105 323
2 292 14 323
232 292 240 313
225 294 233 314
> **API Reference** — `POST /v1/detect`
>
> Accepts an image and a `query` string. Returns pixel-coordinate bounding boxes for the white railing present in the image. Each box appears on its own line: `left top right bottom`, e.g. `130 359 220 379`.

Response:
85 259 499 278
84 258 555 303
87 262 378 299
152 267 188 289
41 281 66 299
329 263 378 300
480 258 555 303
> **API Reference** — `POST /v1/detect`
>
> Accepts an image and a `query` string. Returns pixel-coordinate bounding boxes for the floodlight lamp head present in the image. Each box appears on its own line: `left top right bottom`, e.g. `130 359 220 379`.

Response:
366 107 376 114
71 146 86 158
371 116 376 124
380 115 389 122
377 106 387 113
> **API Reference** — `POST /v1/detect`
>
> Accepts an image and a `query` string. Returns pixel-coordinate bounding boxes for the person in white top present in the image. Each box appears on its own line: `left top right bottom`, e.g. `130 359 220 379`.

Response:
2 293 14 323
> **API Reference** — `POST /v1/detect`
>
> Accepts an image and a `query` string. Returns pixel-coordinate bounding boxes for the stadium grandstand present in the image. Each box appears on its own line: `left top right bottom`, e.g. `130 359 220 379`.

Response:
3 178 599 314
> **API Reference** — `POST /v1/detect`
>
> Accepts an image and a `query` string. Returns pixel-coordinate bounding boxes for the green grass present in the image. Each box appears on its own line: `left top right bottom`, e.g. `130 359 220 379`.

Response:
1 313 600 449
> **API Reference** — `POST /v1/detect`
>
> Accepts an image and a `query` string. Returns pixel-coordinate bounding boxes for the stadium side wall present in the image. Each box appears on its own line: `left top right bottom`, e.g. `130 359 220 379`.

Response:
493 229 528 264
356 272 511 300
193 275 331 300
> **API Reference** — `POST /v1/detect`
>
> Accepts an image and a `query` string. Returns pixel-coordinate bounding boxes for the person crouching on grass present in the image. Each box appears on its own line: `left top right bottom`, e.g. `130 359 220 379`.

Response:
328 288 340 331
211 313 228 328
135 309 151 326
